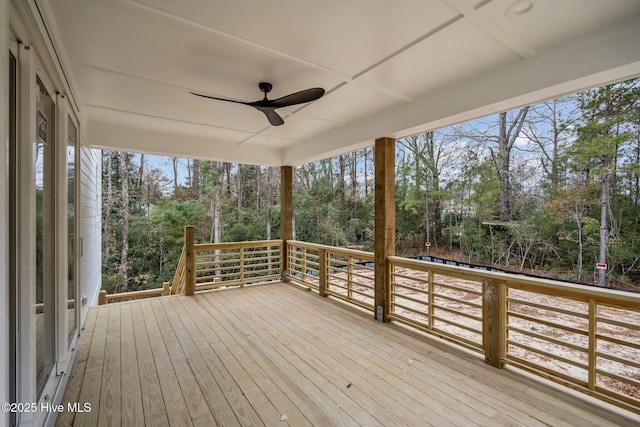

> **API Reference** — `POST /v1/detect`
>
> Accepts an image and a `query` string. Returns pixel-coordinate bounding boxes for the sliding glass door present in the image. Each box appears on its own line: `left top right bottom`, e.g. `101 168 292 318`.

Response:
35 76 56 396
67 116 78 345
9 46 18 427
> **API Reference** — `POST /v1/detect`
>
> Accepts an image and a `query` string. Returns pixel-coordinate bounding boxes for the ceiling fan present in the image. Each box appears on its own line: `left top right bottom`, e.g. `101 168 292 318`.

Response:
190 82 325 126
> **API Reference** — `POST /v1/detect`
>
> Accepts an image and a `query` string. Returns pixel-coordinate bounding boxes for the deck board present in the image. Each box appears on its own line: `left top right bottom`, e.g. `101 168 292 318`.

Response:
56 283 640 427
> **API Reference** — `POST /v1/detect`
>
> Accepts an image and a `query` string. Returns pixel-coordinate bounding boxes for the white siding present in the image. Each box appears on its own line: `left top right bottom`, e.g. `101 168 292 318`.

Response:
79 147 102 324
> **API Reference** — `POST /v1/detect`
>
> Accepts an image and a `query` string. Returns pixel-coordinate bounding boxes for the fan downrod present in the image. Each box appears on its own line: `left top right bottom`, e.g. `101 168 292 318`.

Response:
259 82 273 95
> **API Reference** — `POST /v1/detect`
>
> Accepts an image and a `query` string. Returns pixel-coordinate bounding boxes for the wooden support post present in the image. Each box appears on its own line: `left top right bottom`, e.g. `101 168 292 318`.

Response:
98 290 107 305
281 166 293 281
185 226 196 296
162 282 170 296
482 279 505 368
374 137 396 322
588 299 596 390
319 248 328 297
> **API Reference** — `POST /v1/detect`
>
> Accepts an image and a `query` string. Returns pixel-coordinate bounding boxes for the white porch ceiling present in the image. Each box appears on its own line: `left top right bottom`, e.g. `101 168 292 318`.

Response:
44 0 640 166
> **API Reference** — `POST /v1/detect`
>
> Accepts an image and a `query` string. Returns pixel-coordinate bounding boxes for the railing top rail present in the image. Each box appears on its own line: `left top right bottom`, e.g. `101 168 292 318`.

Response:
388 255 640 307
288 240 374 259
196 239 284 251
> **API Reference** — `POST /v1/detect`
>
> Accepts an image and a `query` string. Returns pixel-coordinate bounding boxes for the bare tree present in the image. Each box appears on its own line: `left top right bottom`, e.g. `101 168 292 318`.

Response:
119 151 129 287
192 159 201 197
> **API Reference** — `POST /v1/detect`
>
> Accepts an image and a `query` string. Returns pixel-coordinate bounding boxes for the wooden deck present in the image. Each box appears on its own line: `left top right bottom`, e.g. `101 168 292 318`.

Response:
55 283 639 426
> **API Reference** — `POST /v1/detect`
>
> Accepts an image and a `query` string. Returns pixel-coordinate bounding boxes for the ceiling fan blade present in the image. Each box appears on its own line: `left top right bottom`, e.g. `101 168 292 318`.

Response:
270 87 325 108
190 91 249 105
261 109 285 126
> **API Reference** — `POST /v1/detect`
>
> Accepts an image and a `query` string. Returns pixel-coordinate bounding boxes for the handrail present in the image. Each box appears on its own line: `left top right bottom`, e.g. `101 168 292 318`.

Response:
388 256 639 306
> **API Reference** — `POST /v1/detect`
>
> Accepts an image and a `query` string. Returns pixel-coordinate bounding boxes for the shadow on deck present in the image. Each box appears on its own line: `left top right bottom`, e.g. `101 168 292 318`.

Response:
55 282 639 426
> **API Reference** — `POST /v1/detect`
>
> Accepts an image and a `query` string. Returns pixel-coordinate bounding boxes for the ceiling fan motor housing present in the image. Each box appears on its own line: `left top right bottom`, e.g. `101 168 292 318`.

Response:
259 82 273 94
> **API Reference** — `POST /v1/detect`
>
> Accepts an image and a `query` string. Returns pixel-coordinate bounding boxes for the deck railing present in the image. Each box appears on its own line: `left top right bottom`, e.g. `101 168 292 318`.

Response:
166 231 283 294
100 229 282 301
287 241 375 310
96 232 639 413
287 241 640 414
189 240 283 290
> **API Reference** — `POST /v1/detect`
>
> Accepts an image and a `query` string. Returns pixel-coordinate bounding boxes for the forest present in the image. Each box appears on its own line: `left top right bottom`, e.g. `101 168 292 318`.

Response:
101 78 640 293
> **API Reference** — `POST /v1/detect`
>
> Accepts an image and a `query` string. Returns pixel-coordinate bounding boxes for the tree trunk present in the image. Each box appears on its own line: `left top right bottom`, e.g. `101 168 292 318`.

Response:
137 153 145 205
339 154 346 213
237 164 243 210
497 113 511 222
494 108 529 222
224 162 232 197
103 151 113 265
576 215 584 281
172 157 178 196
213 188 222 278
256 164 262 214
364 148 369 198
119 151 129 288
192 159 201 197
598 156 609 287
351 152 357 220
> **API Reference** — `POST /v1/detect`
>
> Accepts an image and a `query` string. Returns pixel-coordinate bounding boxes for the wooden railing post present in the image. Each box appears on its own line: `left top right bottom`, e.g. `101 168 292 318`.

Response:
319 248 327 297
588 299 596 390
240 246 245 287
347 256 353 299
301 247 307 282
98 290 107 305
185 226 196 296
162 282 170 296
483 279 505 368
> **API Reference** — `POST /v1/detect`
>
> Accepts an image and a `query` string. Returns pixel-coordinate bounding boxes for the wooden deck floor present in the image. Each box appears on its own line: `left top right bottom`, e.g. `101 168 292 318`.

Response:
55 282 639 426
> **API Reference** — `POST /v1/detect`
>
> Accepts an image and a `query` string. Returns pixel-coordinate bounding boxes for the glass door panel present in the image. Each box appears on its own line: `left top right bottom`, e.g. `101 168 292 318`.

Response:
35 76 55 396
67 117 77 343
9 48 18 425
